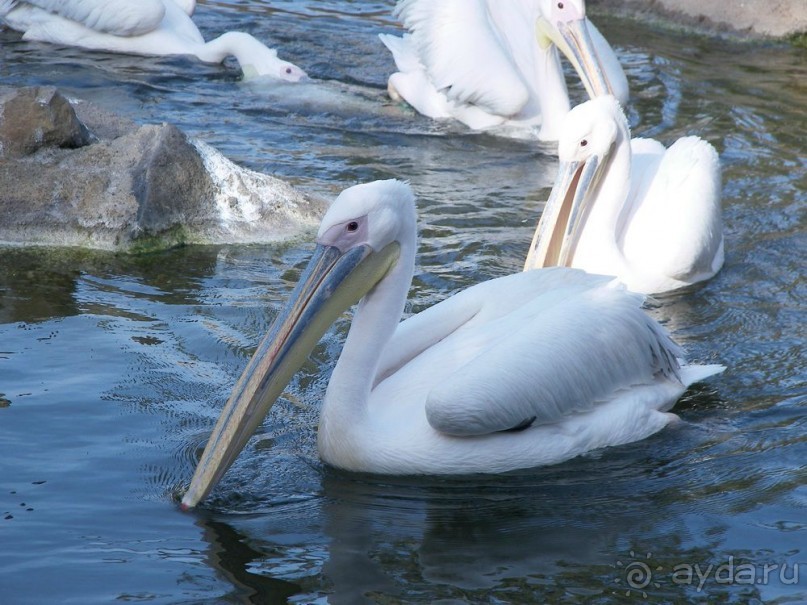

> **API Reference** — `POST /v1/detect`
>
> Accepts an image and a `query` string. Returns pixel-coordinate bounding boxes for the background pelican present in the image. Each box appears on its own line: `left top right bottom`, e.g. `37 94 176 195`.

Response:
524 95 724 293
379 0 629 140
0 0 308 81
182 180 723 508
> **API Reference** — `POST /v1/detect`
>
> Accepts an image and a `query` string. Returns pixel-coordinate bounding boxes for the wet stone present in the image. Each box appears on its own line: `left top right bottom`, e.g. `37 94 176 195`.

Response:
0 86 93 159
0 85 325 252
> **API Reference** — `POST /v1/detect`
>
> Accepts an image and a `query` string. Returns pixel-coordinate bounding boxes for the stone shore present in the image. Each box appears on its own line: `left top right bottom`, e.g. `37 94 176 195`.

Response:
590 0 807 39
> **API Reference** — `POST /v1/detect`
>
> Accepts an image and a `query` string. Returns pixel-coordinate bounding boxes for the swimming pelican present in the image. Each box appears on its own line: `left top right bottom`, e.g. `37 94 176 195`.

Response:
181 180 723 508
0 0 308 81
378 0 629 140
524 96 724 293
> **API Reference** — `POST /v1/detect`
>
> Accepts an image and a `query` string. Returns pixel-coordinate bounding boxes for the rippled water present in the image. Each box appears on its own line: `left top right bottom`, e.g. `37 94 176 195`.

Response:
1 1 805 603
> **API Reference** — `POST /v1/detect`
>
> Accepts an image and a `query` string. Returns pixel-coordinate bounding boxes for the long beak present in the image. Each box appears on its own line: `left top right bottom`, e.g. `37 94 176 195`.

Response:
524 156 600 271
181 241 400 509
538 17 614 98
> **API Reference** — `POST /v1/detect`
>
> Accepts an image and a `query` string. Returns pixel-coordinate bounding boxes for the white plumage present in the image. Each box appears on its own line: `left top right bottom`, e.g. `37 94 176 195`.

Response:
0 0 307 81
379 0 629 140
182 180 723 507
525 96 724 293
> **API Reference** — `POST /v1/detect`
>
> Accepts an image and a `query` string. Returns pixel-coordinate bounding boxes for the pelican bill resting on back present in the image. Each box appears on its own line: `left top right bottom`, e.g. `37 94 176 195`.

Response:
525 96 724 294
0 0 308 81
181 180 723 508
379 0 629 140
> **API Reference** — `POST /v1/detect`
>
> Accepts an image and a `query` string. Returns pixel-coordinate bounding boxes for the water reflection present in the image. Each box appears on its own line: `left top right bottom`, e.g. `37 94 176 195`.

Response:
0 246 239 325
316 470 628 596
0 249 80 324
198 515 302 604
196 427 803 603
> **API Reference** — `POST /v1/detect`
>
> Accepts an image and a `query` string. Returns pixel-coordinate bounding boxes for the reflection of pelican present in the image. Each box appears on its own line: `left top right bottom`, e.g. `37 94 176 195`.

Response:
0 0 307 80
525 96 724 294
379 0 628 140
199 518 302 603
182 180 722 508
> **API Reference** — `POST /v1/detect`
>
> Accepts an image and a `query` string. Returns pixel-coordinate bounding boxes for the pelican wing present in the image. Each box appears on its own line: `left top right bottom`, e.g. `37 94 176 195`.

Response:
23 0 165 36
394 0 529 117
421 270 682 437
376 268 599 389
623 136 724 282
379 32 422 74
173 0 196 16
379 268 601 380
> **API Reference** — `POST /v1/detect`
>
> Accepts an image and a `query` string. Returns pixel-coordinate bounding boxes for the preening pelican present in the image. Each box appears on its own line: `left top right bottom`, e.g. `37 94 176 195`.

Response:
379 0 629 140
525 96 724 294
0 0 307 81
181 180 723 508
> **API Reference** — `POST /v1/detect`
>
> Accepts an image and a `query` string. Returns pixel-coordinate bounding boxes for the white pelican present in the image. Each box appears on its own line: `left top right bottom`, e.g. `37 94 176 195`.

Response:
0 0 308 81
378 0 629 140
524 96 724 294
181 180 723 508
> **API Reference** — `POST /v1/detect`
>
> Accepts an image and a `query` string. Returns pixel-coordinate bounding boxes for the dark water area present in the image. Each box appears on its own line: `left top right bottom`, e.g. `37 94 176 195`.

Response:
1 1 805 603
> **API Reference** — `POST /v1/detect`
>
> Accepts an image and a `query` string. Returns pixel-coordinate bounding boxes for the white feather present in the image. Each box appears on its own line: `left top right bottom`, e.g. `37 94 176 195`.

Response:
394 0 529 117
18 0 165 36
527 96 724 294
381 0 629 139
0 0 307 81
422 275 680 435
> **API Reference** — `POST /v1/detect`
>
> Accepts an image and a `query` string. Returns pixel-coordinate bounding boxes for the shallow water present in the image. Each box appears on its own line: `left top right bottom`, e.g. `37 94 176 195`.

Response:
1 1 805 603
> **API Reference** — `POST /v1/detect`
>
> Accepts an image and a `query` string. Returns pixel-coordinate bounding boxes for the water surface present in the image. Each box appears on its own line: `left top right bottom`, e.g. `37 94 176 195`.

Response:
1 2 805 603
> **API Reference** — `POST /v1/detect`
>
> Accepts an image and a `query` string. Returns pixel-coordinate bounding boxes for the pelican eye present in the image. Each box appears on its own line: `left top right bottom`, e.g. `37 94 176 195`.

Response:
346 221 359 232
557 2 564 8
285 67 292 74
580 139 588 147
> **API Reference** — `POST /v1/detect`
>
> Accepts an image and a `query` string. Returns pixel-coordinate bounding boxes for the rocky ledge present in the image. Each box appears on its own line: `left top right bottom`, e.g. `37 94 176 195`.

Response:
590 0 807 39
0 86 326 252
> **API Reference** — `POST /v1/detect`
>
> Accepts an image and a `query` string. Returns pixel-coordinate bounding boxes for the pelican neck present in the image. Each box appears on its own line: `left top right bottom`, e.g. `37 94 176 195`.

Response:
320 235 417 428
194 31 263 69
573 124 634 276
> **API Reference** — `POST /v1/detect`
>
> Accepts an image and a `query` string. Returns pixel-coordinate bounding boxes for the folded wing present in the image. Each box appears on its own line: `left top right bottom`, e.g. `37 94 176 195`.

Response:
422 270 683 436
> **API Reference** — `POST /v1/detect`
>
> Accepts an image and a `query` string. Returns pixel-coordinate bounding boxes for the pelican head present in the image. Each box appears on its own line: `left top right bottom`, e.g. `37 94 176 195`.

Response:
181 181 413 508
239 44 309 81
248 52 308 82
535 0 619 99
524 95 626 269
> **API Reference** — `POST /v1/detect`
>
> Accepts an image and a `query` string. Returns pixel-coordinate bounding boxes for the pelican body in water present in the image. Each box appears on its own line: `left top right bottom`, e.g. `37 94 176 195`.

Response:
0 0 308 81
525 96 724 293
182 180 723 508
379 0 629 140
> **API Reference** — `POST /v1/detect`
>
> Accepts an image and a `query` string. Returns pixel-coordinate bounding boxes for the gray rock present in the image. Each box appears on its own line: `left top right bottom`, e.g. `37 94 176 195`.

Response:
0 86 93 158
0 85 326 252
589 0 807 39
